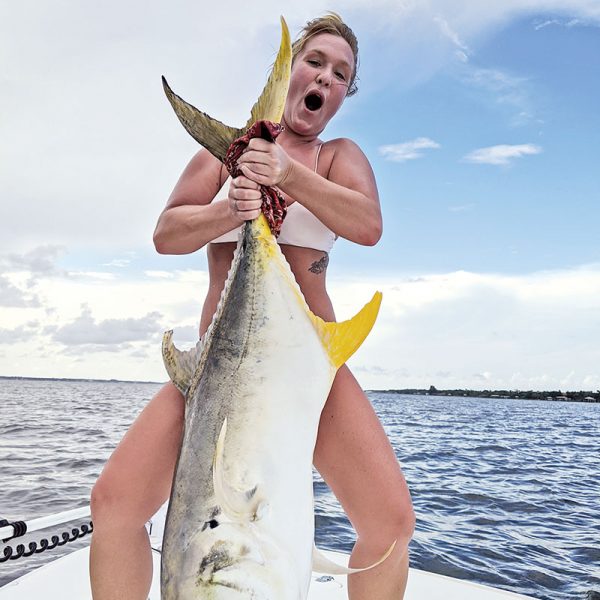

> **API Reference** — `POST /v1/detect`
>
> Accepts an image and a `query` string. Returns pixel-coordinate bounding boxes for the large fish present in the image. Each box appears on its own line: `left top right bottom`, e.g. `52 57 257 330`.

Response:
160 17 389 599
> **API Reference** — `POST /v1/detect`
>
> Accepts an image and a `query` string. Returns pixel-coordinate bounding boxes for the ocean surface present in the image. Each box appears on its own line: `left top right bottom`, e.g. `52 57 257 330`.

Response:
0 378 598 599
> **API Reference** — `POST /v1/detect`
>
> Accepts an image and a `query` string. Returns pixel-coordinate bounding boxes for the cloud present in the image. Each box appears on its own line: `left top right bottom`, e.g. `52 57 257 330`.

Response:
102 259 132 268
2 0 598 253
0 276 39 307
448 203 475 212
379 138 441 162
67 272 117 281
1 245 66 276
463 143 542 165
329 264 600 391
533 17 584 30
457 65 538 126
170 324 202 345
53 305 163 346
434 15 470 62
1 260 599 389
145 271 175 279
0 322 40 344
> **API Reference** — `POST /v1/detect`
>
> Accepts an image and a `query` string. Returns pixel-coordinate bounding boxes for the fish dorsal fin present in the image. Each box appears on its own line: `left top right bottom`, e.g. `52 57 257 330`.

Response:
312 540 396 575
161 330 203 396
310 292 382 369
161 76 242 162
244 16 292 129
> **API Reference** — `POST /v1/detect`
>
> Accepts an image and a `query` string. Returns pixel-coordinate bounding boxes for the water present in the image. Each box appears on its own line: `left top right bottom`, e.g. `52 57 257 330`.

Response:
1 379 599 599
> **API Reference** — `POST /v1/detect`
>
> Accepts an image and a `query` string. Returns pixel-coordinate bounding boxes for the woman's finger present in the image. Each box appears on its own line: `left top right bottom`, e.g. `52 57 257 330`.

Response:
234 187 261 201
233 175 260 189
239 150 270 166
235 199 262 211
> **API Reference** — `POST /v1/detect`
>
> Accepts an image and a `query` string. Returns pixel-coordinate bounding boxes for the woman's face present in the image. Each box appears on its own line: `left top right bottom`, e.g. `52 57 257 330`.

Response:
282 33 355 137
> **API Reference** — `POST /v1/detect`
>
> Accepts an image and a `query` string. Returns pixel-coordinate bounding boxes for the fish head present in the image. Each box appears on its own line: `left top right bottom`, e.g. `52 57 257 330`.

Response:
176 518 301 599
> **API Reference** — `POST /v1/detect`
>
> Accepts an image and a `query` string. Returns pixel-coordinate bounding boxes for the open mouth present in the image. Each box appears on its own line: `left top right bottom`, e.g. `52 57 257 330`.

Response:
304 93 323 111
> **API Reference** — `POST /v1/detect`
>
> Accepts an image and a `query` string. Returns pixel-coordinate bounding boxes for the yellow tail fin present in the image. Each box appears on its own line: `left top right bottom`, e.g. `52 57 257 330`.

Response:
310 292 382 368
244 16 292 128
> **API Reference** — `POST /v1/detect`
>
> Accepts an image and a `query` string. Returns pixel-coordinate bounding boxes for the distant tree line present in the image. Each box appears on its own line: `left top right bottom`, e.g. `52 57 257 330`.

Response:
375 385 600 403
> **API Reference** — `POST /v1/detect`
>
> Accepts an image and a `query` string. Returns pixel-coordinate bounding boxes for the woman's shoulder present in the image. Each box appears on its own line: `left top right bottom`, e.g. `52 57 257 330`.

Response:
322 137 362 151
167 149 227 209
322 137 370 162
320 138 373 178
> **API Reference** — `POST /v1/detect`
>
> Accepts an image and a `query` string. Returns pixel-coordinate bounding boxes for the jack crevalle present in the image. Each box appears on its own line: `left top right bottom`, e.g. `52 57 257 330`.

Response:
160 17 390 599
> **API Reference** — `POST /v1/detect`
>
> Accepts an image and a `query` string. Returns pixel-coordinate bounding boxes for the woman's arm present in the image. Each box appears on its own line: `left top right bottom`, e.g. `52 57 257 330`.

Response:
153 149 261 254
237 137 382 246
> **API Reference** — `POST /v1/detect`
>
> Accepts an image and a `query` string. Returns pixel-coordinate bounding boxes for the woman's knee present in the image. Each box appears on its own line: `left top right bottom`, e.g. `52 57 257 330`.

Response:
90 472 149 531
90 383 184 530
390 500 416 545
356 492 416 551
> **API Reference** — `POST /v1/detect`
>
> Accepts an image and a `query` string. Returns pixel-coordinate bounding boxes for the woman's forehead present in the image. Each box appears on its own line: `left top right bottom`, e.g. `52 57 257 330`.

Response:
299 33 354 66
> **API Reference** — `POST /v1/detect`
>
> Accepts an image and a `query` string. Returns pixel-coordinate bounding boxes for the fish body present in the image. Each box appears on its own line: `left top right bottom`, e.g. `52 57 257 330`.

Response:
160 17 383 598
161 217 382 598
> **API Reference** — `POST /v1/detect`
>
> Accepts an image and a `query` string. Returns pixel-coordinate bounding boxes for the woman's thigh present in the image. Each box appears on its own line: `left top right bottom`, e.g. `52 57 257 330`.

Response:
92 382 185 527
313 365 414 541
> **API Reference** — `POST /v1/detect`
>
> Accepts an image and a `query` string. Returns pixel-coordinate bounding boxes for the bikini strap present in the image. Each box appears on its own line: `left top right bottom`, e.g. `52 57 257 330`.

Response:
314 143 323 173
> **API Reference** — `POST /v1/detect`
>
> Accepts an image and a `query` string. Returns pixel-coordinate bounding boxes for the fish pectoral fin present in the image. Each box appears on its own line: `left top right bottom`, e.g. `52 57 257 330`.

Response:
244 16 292 129
311 540 397 575
161 76 242 162
213 419 269 522
310 292 383 369
161 330 203 396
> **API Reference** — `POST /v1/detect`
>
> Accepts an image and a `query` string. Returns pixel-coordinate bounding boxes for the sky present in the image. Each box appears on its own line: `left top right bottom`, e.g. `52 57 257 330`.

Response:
1 0 599 391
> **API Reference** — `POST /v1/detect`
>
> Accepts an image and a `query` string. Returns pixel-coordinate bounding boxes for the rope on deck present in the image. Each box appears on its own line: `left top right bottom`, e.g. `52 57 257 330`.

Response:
0 519 93 562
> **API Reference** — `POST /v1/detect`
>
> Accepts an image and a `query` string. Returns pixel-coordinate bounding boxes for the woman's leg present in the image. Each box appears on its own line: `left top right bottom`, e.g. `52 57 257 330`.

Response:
89 382 184 600
313 365 415 600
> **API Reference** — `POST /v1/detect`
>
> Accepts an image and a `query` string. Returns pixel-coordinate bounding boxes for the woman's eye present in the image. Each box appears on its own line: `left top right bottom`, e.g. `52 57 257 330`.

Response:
307 59 320 66
335 72 346 81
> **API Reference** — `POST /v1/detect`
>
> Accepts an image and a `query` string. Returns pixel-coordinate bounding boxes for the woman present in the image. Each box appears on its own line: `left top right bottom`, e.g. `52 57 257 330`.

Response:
90 14 415 600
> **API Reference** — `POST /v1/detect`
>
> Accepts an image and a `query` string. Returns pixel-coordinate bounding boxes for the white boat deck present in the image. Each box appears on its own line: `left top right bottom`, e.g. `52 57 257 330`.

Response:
0 544 536 599
0 503 535 599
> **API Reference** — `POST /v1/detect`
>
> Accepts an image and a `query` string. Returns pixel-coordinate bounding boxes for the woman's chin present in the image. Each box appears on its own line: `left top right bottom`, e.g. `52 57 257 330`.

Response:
284 113 324 137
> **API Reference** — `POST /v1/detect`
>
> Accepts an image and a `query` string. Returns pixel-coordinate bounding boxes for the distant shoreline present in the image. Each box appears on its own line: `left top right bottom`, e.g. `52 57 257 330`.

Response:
374 386 600 403
2 376 598 403
0 375 163 385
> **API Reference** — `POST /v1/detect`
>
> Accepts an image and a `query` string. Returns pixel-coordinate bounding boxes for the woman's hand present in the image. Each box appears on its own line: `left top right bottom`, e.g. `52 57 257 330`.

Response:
228 176 262 222
237 138 293 187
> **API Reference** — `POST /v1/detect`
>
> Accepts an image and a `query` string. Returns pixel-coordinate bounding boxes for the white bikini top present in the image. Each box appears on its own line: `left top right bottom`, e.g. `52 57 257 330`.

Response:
209 144 337 253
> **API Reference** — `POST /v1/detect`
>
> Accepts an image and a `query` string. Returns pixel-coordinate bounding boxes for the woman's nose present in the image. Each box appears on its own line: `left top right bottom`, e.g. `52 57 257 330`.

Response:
316 71 332 87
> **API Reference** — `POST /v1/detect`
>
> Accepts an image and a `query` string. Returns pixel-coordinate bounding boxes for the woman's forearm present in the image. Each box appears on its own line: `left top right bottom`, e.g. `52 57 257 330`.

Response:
153 201 240 255
279 160 382 246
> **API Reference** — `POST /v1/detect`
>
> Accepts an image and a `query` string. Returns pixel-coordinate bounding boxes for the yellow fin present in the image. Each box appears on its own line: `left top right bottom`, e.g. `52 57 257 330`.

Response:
244 16 292 128
310 292 382 369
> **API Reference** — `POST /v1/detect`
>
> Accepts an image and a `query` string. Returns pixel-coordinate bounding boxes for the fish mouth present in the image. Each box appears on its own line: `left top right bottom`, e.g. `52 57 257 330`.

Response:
304 90 324 111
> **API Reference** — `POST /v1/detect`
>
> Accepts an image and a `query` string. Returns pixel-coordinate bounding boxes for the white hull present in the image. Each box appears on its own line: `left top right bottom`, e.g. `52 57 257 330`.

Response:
0 503 536 599
0 544 536 600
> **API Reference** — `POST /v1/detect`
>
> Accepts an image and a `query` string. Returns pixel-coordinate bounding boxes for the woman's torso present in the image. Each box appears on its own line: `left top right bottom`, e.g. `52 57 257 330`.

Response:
199 139 338 335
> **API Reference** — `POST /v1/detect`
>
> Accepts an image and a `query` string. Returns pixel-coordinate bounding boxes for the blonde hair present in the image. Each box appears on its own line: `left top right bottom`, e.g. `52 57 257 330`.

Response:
292 12 359 97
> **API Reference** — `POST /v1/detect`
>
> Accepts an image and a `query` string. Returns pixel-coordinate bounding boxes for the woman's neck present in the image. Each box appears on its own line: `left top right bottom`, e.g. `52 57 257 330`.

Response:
279 118 321 149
